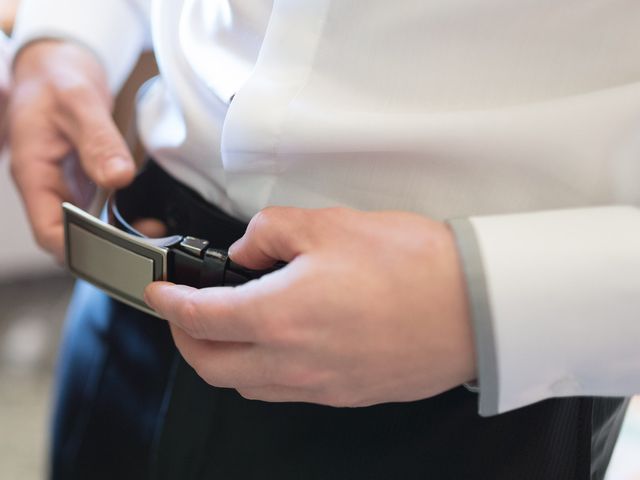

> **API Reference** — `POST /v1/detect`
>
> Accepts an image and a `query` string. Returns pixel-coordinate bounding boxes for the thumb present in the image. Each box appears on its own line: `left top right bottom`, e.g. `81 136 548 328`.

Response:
228 207 312 269
58 90 136 189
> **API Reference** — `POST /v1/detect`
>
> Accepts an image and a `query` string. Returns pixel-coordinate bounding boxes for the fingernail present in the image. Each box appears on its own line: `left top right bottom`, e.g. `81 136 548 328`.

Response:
102 156 131 181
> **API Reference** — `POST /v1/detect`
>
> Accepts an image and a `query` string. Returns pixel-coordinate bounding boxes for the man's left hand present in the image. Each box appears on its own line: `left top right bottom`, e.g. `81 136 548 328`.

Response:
144 207 476 407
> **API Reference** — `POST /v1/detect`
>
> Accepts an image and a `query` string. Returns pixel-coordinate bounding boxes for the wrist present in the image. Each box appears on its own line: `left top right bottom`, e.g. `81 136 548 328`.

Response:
12 39 111 105
442 223 478 386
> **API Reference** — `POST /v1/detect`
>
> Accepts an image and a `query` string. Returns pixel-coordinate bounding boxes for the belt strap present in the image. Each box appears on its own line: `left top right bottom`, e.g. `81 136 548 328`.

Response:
112 160 282 289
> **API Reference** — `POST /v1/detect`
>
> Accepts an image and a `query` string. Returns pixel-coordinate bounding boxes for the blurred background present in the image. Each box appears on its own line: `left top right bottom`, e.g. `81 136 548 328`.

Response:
0 0 639 478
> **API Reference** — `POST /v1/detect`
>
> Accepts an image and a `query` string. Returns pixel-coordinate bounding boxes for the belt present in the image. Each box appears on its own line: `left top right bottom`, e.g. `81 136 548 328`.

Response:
63 160 280 317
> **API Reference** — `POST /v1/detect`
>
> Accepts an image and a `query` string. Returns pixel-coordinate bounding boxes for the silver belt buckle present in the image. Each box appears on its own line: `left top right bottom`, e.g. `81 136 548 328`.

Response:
62 202 182 317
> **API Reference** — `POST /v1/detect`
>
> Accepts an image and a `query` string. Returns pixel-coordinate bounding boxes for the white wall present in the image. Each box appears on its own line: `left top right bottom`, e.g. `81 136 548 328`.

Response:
0 152 61 281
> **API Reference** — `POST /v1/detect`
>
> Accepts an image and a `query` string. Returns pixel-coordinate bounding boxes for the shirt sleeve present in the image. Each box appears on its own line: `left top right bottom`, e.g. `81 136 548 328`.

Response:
449 206 640 416
12 0 151 93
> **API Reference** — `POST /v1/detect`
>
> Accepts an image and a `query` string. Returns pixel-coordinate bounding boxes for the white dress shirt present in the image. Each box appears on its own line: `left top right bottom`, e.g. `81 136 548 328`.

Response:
13 0 640 415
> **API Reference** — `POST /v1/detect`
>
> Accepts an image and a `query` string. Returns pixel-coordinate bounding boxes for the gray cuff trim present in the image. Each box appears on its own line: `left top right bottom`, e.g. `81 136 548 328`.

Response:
448 218 500 416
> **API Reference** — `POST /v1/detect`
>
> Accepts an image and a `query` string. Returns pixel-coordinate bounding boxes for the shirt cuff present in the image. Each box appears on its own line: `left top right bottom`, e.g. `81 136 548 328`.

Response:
12 0 148 93
451 206 640 416
448 218 500 416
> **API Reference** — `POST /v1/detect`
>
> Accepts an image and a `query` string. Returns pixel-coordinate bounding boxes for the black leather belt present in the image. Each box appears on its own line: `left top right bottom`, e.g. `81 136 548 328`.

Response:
63 160 280 317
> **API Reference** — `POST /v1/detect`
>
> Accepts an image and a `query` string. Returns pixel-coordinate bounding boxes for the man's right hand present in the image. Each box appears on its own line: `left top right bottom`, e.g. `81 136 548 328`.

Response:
9 40 136 261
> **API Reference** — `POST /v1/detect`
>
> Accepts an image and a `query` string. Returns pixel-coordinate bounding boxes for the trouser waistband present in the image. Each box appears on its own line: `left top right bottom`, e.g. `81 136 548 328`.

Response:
114 160 247 248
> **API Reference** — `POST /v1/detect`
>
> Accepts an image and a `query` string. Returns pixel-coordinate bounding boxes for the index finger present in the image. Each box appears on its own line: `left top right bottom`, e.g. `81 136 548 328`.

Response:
144 282 261 342
10 109 76 260
11 158 72 261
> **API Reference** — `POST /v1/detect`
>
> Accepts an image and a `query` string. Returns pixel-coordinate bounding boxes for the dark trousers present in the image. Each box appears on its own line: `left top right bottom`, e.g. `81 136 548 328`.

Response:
51 163 628 479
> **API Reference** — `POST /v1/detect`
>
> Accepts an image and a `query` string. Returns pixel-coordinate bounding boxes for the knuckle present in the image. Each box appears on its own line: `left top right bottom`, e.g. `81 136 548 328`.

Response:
237 389 261 401
250 206 298 233
54 82 94 109
10 80 52 114
250 207 277 232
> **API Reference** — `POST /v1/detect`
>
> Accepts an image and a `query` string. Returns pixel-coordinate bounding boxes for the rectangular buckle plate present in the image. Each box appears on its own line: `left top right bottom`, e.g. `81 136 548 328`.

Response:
63 202 169 317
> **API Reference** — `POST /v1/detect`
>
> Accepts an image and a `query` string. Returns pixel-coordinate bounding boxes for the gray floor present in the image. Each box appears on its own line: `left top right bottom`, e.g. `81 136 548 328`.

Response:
0 274 73 479
0 274 638 479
